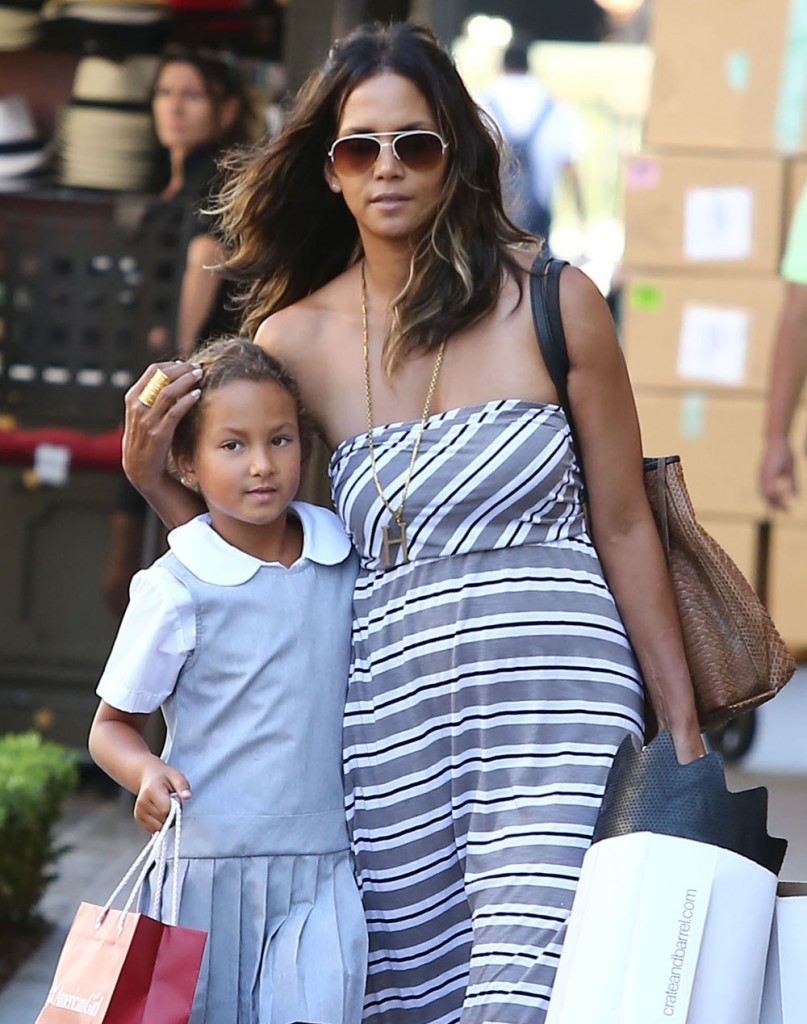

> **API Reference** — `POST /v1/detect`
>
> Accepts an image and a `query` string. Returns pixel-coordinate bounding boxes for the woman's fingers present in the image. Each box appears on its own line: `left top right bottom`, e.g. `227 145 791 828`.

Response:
122 362 201 486
125 360 198 410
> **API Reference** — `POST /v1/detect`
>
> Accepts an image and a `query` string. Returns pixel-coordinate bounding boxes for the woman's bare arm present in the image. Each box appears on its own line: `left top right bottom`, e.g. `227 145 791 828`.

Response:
176 234 226 359
560 267 704 763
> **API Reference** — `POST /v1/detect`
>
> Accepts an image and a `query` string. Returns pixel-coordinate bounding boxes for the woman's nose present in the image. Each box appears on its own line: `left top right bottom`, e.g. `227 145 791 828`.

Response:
373 142 402 177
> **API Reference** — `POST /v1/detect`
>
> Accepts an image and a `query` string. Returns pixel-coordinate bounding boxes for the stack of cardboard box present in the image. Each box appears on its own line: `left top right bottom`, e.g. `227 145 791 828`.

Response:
621 0 807 650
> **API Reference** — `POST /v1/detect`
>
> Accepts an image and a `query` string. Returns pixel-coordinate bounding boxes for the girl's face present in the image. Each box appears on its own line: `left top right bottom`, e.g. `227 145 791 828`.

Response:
176 378 302 556
152 62 235 155
325 72 448 241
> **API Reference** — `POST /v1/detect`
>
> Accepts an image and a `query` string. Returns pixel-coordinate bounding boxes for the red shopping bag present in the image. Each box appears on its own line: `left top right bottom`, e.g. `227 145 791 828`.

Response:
35 902 205 1023
35 797 206 1024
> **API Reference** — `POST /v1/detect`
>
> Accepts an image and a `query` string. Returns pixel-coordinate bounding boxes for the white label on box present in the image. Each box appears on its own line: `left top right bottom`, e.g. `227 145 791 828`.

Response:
33 443 71 486
683 187 753 261
677 304 750 386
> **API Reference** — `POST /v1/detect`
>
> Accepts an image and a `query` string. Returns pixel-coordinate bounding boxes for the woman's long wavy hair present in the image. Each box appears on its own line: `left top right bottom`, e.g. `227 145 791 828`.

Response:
213 21 533 371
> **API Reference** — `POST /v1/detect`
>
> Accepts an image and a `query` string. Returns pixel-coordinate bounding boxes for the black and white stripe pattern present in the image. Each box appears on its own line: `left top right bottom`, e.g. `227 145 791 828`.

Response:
330 400 644 1023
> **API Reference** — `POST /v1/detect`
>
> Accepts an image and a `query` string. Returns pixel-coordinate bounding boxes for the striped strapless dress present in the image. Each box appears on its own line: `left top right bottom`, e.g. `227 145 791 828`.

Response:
329 399 645 1024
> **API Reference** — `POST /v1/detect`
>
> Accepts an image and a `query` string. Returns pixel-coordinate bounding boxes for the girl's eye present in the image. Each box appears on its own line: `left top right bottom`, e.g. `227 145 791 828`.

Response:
272 436 292 447
222 440 241 451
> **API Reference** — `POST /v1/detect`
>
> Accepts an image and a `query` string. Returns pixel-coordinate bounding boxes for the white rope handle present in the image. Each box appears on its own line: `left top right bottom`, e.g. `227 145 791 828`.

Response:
148 794 182 925
95 795 182 932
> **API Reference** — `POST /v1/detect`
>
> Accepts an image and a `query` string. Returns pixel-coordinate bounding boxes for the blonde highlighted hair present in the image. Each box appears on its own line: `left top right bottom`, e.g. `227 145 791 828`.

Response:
212 22 534 372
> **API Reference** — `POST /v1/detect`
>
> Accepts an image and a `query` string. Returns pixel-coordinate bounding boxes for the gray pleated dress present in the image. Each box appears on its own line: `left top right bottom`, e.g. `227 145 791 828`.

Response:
122 507 368 1024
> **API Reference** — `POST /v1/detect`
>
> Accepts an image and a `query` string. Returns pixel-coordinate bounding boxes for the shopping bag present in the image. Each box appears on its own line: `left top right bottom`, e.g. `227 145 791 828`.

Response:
35 796 206 1024
547 831 777 1024
758 882 807 1024
545 731 787 1024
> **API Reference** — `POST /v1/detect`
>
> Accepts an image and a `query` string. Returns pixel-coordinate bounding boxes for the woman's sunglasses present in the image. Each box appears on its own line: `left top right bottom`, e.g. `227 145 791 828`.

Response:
328 130 448 176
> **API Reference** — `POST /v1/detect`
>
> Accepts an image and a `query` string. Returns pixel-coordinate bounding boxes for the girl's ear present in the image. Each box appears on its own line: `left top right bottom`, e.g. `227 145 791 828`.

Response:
175 451 197 486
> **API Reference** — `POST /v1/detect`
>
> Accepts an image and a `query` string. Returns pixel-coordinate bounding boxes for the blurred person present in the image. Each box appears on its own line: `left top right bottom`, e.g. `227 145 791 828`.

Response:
482 38 585 248
760 183 807 510
143 44 257 358
103 45 257 617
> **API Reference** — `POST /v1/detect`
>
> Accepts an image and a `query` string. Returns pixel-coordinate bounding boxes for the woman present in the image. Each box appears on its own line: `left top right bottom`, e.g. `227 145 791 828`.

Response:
104 45 256 615
143 43 255 359
122 22 704 1023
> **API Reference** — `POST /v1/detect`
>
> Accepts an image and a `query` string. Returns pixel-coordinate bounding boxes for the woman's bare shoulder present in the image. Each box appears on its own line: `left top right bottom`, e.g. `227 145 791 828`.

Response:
254 268 356 364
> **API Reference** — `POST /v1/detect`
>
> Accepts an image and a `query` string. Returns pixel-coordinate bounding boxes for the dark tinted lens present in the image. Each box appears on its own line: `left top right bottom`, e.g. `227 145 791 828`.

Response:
332 136 381 175
395 132 444 171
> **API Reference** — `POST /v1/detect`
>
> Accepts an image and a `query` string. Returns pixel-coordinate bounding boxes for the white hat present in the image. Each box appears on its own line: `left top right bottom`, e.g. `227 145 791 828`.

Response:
0 94 49 178
56 55 159 191
0 5 41 51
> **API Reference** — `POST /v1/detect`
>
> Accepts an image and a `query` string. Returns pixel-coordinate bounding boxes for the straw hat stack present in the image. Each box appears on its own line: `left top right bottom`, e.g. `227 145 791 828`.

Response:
0 94 50 191
0 0 42 49
57 55 159 191
41 0 171 53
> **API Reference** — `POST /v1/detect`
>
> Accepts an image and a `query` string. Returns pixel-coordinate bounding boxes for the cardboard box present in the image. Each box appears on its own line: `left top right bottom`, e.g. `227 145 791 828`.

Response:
635 389 767 518
697 516 761 586
624 151 786 274
767 522 807 652
622 273 784 392
785 156 807 230
645 0 807 154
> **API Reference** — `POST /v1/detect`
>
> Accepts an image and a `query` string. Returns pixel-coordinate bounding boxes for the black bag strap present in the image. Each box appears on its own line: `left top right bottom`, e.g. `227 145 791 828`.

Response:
529 251 570 413
529 251 585 452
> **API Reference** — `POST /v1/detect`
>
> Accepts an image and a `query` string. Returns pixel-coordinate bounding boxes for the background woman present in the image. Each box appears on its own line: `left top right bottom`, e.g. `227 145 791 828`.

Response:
103 45 257 616
121 21 704 1023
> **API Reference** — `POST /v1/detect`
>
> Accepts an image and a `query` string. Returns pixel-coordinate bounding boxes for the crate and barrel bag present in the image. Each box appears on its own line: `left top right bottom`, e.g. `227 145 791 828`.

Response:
529 253 795 730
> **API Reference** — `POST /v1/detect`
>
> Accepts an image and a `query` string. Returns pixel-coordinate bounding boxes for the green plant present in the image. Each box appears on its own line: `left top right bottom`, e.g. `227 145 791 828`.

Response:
0 732 79 925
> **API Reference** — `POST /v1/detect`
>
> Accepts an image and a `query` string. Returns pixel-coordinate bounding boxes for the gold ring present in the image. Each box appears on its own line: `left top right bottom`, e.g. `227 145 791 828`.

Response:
137 369 171 408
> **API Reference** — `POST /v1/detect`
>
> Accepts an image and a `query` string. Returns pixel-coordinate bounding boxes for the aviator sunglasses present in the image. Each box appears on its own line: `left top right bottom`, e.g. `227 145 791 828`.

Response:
328 129 449 176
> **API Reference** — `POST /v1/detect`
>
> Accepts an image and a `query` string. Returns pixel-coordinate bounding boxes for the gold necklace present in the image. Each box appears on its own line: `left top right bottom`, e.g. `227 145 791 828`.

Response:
362 261 446 567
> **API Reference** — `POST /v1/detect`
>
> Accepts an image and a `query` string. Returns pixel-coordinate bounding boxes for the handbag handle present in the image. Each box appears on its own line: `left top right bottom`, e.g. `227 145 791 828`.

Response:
96 794 183 931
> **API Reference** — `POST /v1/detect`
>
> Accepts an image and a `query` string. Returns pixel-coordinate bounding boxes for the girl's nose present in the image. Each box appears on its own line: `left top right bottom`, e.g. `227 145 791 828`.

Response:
249 449 273 476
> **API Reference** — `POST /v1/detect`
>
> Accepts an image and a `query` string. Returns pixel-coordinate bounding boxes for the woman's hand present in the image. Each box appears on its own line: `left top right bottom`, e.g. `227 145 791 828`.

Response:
122 361 201 496
670 724 707 763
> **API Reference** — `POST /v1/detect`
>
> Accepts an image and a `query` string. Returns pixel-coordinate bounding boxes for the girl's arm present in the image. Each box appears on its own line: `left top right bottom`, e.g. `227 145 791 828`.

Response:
122 361 205 530
90 568 194 831
89 702 191 833
560 267 705 763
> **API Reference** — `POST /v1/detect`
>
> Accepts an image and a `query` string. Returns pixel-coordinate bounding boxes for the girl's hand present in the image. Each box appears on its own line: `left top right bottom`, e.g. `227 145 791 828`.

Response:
122 361 201 495
134 757 192 833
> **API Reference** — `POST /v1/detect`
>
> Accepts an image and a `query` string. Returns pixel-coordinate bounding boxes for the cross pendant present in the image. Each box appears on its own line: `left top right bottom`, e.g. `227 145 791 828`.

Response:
382 521 409 567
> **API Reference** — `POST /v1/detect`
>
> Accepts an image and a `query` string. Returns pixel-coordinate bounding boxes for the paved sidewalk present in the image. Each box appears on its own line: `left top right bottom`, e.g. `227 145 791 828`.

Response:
0 790 144 1022
2 711 807 1021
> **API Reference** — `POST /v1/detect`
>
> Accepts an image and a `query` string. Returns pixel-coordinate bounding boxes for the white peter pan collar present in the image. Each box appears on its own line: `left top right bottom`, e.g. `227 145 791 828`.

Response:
166 501 352 585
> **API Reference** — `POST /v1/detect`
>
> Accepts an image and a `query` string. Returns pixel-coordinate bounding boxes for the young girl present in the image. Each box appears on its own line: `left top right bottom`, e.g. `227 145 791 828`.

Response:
89 337 367 1024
